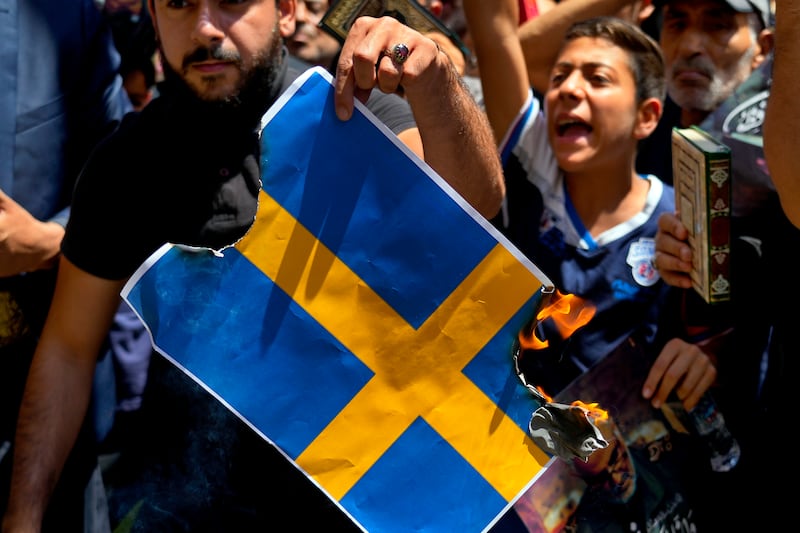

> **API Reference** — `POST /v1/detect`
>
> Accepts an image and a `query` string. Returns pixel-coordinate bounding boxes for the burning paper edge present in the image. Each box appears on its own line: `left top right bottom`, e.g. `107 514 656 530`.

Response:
513 286 609 461
528 402 609 462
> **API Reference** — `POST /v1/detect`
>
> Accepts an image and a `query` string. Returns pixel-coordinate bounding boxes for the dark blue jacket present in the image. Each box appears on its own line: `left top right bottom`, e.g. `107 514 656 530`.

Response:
1 0 132 224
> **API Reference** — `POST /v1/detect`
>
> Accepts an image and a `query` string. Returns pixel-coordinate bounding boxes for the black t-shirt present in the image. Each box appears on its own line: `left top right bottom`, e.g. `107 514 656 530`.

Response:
63 53 416 281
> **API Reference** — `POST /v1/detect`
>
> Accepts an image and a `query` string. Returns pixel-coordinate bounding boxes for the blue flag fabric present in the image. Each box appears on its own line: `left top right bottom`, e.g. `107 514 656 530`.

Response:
123 67 555 532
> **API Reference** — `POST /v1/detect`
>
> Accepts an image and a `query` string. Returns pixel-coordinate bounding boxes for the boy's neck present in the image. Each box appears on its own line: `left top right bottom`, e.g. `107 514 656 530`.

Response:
565 168 650 238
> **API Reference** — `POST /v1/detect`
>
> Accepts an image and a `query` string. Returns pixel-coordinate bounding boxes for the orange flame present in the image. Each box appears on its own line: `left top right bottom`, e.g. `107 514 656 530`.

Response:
571 400 609 421
518 289 597 350
537 386 609 419
516 290 604 416
536 386 553 403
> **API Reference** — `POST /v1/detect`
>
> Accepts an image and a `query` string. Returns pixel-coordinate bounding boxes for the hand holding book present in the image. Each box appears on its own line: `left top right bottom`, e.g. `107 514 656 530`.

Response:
320 0 472 70
671 126 732 305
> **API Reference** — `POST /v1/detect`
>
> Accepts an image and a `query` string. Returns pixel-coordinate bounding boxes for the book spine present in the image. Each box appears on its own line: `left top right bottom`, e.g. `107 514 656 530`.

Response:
706 155 731 303
672 135 710 302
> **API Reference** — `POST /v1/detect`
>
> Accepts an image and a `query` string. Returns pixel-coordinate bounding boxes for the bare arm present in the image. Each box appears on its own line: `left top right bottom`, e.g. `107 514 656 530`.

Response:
462 0 529 146
763 0 800 228
518 0 635 94
333 16 504 219
2 259 125 533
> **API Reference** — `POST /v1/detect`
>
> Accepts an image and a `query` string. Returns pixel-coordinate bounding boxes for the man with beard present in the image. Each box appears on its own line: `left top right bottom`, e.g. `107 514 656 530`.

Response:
0 0 504 531
647 2 773 424
642 0 774 435
636 0 773 184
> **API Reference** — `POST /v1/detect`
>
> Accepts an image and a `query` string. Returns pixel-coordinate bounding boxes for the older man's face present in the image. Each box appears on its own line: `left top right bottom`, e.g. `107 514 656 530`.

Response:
659 0 762 115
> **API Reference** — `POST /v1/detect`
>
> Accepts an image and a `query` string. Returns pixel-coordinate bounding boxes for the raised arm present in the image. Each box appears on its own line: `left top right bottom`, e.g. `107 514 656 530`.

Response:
763 0 800 228
518 0 643 94
333 15 504 219
462 0 530 146
2 260 125 533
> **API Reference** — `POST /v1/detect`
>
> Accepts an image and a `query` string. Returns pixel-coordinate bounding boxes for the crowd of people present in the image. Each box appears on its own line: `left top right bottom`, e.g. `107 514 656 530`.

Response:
1 0 797 531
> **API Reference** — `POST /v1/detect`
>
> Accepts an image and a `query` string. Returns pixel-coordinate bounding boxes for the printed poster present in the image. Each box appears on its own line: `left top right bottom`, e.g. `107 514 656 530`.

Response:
511 335 711 532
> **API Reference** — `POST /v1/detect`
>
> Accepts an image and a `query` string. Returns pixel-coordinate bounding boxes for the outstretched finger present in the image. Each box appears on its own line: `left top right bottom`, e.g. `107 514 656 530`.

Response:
642 338 683 408
334 16 380 120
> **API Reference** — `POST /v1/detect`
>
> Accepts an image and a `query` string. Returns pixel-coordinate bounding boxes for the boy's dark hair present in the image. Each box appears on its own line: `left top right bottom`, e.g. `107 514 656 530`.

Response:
563 16 666 105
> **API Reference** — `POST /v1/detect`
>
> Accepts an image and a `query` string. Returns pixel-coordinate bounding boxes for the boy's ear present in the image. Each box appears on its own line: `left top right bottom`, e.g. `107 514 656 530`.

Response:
634 97 662 140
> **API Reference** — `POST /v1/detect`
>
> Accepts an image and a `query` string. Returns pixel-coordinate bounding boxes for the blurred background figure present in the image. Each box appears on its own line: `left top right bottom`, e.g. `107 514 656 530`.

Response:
284 0 472 75
119 48 159 111
1 1 136 531
101 0 160 109
286 0 341 71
